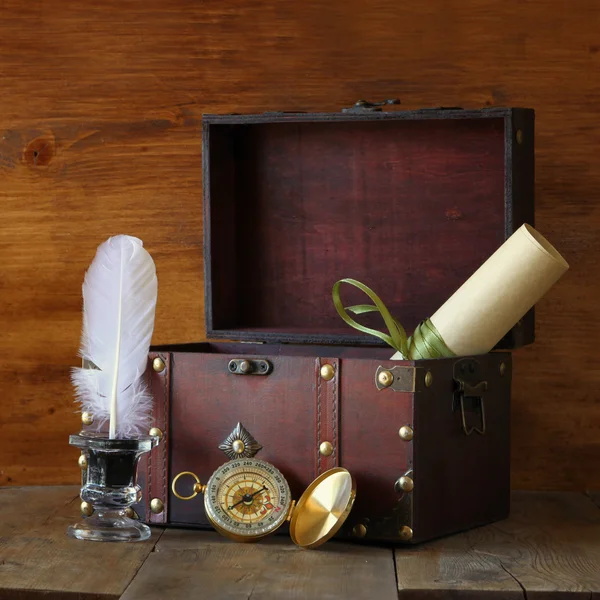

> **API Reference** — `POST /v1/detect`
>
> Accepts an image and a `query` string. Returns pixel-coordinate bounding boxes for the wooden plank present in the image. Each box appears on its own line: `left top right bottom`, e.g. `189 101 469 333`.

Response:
120 529 398 600
395 491 600 598
587 491 600 510
396 530 522 599
0 0 599 494
3 489 600 598
0 486 163 599
0 486 82 536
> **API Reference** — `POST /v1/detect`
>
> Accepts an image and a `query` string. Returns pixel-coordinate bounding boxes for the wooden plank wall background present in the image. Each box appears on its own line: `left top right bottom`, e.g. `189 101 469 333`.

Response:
0 0 598 490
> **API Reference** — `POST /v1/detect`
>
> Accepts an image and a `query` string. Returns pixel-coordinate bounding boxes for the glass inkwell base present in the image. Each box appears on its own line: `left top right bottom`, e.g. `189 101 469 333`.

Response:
69 509 150 542
68 433 158 542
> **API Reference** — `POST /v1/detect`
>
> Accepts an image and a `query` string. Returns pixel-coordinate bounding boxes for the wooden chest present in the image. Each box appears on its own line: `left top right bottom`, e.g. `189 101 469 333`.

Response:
135 103 535 544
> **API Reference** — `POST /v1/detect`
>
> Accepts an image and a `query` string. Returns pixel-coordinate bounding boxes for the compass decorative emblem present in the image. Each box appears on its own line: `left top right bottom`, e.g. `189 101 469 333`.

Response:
218 422 263 460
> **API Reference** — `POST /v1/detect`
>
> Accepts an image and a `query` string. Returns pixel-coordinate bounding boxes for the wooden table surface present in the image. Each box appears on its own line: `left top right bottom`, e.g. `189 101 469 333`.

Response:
2 487 600 599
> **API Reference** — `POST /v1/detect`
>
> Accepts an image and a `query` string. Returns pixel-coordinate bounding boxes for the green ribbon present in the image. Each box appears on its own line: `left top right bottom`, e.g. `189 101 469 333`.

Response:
409 319 455 359
332 278 455 360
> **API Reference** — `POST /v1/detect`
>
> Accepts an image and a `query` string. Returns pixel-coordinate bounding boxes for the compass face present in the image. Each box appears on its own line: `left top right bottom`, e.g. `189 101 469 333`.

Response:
204 458 292 540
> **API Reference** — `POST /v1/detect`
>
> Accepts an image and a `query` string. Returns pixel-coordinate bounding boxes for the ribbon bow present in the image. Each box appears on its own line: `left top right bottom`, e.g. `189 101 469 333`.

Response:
332 279 454 360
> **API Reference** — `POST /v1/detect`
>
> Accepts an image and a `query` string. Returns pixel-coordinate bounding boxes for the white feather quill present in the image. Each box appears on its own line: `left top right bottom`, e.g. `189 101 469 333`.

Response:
71 235 158 439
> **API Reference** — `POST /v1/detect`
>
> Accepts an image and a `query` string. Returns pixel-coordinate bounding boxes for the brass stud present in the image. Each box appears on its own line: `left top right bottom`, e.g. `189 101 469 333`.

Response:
353 523 367 538
319 441 334 457
239 360 251 374
78 454 88 470
377 370 394 388
399 425 414 441
425 371 433 387
81 412 93 426
396 476 414 493
152 357 166 373
232 439 245 454
81 501 94 517
320 364 335 381
150 498 164 514
499 362 506 377
149 427 163 439
399 525 413 541
516 129 524 145
125 507 136 519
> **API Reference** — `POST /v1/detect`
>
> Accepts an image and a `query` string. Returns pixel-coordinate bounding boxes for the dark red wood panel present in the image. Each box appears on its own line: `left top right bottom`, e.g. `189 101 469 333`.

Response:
167 351 319 526
207 116 509 341
339 357 413 539
413 354 512 543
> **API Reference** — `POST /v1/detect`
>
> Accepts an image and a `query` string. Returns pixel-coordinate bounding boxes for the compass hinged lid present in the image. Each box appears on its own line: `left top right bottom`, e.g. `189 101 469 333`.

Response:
203 106 535 349
289 467 356 549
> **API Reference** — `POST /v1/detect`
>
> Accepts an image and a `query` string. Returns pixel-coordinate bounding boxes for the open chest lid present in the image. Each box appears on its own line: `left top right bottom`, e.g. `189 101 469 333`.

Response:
203 103 535 349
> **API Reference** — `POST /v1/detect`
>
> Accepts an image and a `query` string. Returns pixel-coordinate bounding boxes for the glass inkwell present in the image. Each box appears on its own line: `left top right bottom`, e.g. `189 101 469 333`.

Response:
68 425 159 542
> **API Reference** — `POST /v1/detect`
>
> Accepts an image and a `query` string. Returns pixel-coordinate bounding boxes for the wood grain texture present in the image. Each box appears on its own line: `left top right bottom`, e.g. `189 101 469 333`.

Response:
0 0 598 490
121 529 399 600
2 488 600 599
0 486 164 599
587 491 600 510
396 492 600 598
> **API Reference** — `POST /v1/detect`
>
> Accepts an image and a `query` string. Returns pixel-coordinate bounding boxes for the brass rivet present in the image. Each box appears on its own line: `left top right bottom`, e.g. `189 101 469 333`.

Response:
399 525 413 541
239 360 251 373
153 357 166 373
149 427 163 439
125 507 135 518
81 501 94 517
320 364 335 381
396 476 414 493
319 441 334 457
500 362 506 377
516 129 524 144
425 371 433 387
399 426 414 441
150 498 164 514
378 370 394 388
81 412 93 426
232 439 245 454
353 523 367 538
78 454 88 470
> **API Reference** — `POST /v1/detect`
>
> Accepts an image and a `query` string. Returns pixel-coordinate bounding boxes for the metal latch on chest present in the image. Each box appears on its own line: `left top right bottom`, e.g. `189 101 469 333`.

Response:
453 359 487 436
228 358 272 376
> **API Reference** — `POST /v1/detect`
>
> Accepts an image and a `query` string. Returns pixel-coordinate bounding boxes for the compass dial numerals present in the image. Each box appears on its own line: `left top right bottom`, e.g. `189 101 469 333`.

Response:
204 458 292 539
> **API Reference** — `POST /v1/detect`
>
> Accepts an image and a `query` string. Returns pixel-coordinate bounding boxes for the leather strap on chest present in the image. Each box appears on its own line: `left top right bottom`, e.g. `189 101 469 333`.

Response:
315 357 340 475
146 352 171 525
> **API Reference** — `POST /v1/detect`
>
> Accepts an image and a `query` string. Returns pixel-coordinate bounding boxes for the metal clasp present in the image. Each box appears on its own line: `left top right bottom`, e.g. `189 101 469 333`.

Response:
342 99 400 113
228 358 272 376
453 359 487 436
375 365 416 392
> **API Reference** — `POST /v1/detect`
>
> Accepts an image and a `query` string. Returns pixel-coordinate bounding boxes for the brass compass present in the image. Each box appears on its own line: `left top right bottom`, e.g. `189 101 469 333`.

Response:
171 423 356 548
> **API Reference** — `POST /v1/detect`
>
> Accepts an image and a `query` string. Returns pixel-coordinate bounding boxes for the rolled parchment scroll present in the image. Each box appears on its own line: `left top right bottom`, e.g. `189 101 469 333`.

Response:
390 224 569 358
